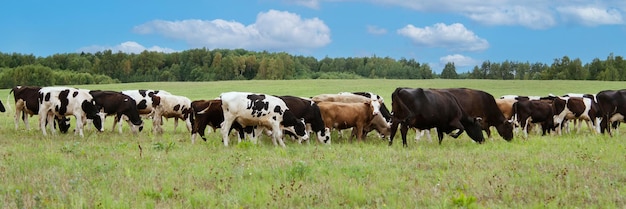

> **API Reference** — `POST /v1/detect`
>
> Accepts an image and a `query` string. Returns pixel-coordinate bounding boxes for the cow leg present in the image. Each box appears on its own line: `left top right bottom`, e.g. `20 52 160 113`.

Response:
399 124 409 147
75 115 86 137
271 124 286 147
436 129 445 145
355 125 365 142
220 119 234 147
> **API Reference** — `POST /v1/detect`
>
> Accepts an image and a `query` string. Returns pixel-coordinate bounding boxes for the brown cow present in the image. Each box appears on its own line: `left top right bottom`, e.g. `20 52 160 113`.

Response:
317 101 376 142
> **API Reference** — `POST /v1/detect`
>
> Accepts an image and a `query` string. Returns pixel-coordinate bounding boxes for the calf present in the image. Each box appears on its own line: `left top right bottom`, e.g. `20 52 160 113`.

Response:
278 96 331 144
317 101 377 142
219 92 308 147
38 87 103 137
89 90 144 134
151 94 193 134
10 86 70 132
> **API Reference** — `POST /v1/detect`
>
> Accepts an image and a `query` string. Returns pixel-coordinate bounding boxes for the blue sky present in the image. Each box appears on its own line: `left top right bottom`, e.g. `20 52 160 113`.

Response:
1 0 625 72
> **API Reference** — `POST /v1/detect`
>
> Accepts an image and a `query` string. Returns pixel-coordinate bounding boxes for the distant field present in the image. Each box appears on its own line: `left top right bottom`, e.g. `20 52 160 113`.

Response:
1 79 625 208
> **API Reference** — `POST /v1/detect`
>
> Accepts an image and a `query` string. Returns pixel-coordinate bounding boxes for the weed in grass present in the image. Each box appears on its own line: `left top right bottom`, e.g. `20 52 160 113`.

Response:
450 190 477 208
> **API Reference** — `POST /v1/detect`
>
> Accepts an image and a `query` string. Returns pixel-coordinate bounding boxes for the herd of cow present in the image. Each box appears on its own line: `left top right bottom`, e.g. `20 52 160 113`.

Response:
1 86 625 147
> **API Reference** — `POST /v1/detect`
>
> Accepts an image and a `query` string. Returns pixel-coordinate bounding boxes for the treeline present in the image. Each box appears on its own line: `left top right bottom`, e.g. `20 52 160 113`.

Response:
0 48 624 88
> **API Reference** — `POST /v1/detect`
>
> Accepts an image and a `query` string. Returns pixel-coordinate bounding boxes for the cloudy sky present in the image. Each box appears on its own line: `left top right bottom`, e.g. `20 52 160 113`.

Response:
2 0 625 72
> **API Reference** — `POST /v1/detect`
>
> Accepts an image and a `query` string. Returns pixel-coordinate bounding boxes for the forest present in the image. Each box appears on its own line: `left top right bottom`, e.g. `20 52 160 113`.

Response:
0 48 624 88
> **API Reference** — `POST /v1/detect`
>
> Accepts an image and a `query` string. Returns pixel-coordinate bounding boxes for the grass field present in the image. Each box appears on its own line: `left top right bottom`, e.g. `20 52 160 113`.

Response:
1 79 626 208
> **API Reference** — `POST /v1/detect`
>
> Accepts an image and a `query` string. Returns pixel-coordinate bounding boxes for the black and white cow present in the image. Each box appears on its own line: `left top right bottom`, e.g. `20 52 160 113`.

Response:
89 90 144 134
151 94 193 134
278 95 330 144
219 92 308 147
119 89 171 131
38 87 103 137
597 89 626 136
11 86 70 132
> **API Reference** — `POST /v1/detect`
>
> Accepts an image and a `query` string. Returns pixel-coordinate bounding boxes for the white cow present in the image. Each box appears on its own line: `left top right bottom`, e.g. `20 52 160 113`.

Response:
151 94 193 134
219 92 308 147
38 87 103 137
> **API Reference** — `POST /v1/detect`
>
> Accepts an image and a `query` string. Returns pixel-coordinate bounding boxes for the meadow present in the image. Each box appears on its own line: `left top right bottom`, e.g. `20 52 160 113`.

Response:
0 79 625 208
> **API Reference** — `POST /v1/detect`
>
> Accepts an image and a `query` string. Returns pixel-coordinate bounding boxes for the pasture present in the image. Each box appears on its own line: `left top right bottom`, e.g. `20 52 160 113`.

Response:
0 79 625 208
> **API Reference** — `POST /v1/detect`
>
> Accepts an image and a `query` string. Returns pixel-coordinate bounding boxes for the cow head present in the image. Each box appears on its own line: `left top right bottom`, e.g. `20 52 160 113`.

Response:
82 100 103 132
316 127 331 144
56 116 71 133
496 119 514 141
281 109 308 139
463 117 485 144
122 97 144 130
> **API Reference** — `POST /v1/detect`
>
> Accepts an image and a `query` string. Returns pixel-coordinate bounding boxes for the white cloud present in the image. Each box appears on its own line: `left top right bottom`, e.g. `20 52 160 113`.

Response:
397 23 489 51
293 0 626 28
133 10 331 52
284 0 320 9
78 41 177 54
439 54 479 67
557 6 623 26
367 25 387 35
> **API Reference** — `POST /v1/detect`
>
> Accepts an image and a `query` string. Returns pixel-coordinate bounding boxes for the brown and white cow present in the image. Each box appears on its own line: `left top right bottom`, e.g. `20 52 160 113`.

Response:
312 93 382 116
551 95 600 134
316 101 378 142
10 86 70 132
151 94 193 134
389 87 485 146
278 96 331 144
219 92 308 147
89 90 144 134
38 87 102 137
343 92 392 139
190 99 258 144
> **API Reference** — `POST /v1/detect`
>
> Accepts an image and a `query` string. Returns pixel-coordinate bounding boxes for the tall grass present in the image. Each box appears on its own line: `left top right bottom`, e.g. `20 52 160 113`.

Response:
0 79 625 208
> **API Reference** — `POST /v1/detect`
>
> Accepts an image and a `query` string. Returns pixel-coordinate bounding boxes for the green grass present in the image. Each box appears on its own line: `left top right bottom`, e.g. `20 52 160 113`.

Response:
1 79 626 208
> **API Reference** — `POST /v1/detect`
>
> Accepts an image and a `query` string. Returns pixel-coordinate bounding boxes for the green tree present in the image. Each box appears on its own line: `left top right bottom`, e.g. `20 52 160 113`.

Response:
440 62 458 79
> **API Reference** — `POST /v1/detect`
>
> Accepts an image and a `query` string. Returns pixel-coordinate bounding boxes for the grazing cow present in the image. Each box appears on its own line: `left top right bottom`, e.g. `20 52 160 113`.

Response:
513 99 556 137
89 90 144 133
278 96 331 144
317 101 377 142
38 87 103 137
551 96 600 134
151 94 193 134
389 87 484 146
190 99 248 143
220 92 308 147
596 89 626 136
443 88 514 141
312 93 382 116
119 90 171 131
10 86 70 132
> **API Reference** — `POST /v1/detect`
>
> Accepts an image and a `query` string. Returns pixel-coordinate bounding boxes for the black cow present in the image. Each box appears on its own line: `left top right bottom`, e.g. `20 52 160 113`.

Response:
442 88 514 141
512 99 556 137
278 96 331 144
190 99 249 143
389 87 485 146
596 89 626 136
10 86 70 133
89 90 144 133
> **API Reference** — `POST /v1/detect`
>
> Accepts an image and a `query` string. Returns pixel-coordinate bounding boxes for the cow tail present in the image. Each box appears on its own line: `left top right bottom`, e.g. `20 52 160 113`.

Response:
391 88 412 123
5 90 12 112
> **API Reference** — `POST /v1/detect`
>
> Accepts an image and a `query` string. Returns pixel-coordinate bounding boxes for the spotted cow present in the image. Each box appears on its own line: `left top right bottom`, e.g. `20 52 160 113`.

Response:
219 92 308 147
278 96 331 144
151 94 193 134
10 86 70 132
38 87 102 137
